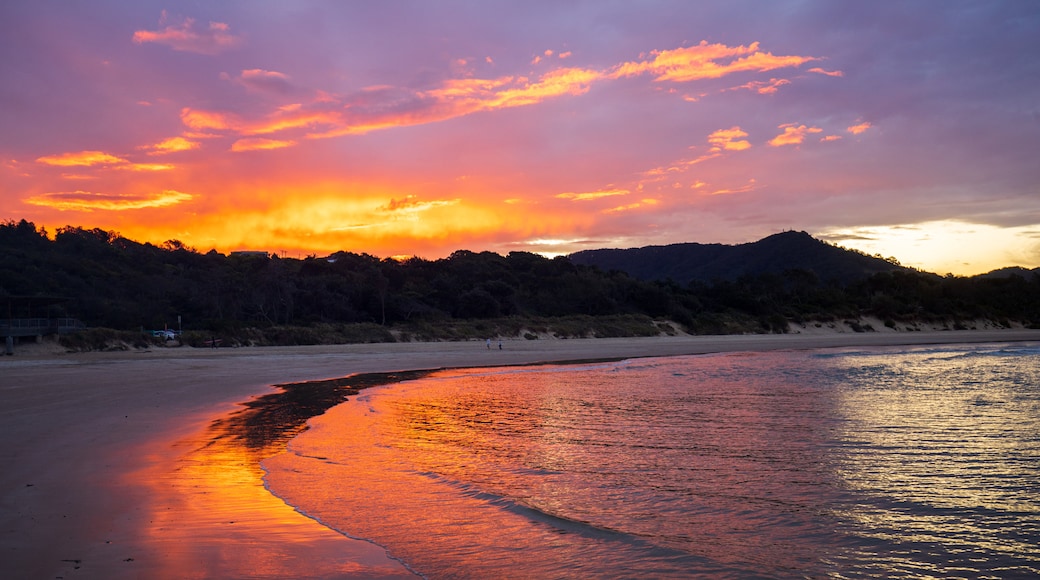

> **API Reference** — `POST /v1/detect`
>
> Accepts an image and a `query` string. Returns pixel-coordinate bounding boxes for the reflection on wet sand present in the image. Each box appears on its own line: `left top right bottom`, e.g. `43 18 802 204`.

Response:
129 372 431 579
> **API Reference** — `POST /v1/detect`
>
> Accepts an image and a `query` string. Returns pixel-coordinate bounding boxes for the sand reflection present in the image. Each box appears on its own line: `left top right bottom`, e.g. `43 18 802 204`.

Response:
126 373 428 579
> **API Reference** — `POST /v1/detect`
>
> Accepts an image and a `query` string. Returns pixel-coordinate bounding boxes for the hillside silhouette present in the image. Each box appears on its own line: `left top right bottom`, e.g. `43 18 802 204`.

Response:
2 220 1038 348
569 231 910 285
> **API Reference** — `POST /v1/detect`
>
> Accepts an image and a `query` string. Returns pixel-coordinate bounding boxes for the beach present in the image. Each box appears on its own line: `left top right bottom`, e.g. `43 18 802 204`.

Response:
3 329 1040 578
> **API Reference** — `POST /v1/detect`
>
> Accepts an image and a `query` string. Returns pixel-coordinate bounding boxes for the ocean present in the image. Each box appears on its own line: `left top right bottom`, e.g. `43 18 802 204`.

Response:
262 343 1040 578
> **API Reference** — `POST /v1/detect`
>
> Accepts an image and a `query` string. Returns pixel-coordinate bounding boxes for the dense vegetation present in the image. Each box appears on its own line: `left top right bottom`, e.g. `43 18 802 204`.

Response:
570 230 909 285
2 220 1038 348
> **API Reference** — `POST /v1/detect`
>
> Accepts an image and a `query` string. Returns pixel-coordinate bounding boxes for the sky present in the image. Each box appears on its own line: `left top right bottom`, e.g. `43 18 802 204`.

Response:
2 1 1039 275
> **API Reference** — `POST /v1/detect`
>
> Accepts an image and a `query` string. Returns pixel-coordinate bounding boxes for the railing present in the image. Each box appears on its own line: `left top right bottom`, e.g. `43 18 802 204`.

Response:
0 318 86 337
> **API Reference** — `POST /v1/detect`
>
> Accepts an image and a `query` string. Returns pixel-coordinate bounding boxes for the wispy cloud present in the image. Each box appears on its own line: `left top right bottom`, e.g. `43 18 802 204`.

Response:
36 150 174 171
232 69 294 94
556 189 630 201
731 78 791 95
705 180 757 196
230 137 296 152
176 40 817 144
111 163 175 172
380 195 460 214
180 108 239 132
36 151 127 167
143 136 200 155
604 199 660 213
132 14 242 55
611 41 816 82
808 67 843 77
24 190 192 211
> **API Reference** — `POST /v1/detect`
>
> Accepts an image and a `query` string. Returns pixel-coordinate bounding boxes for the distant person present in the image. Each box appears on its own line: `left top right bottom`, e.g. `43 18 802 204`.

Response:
498 340 503 350
486 338 491 349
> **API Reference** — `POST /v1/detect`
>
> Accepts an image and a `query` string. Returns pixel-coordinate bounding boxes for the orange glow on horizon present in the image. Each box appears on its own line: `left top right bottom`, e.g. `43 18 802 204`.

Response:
37 176 600 257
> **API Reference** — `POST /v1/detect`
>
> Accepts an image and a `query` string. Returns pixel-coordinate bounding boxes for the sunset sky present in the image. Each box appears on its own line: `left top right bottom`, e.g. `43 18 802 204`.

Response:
2 1 1039 275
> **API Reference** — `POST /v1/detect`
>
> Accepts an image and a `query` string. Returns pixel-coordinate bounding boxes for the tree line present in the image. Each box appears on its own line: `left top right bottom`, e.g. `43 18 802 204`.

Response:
2 220 1038 342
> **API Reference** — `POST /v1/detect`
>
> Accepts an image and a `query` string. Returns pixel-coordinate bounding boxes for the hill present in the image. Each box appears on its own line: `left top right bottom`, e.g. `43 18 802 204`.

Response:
569 231 915 285
977 266 1040 279
2 220 1038 347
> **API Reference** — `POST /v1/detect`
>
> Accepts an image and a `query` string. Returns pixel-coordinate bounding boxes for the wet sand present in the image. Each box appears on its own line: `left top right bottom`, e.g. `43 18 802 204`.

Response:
2 330 1039 578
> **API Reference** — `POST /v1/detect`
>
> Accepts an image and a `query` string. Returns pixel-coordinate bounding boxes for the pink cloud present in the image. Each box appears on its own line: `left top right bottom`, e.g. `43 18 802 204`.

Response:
234 69 293 94
732 77 791 94
132 16 242 55
808 67 843 77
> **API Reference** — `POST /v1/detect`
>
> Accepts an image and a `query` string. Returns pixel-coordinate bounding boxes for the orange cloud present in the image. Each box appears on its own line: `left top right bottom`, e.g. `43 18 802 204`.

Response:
181 108 239 132
604 198 660 213
244 111 344 135
132 16 242 55
427 77 513 100
230 138 296 152
640 149 722 186
24 190 192 211
171 40 816 147
34 150 173 173
708 127 752 151
380 195 460 214
705 180 757 196
847 121 872 134
36 150 128 167
308 67 602 139
612 41 816 83
144 136 200 155
768 124 823 147
113 162 176 172
556 189 630 201
485 67 600 109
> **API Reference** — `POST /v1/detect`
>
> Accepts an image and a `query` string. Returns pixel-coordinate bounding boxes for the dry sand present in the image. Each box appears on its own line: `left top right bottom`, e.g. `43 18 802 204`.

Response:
3 330 1039 578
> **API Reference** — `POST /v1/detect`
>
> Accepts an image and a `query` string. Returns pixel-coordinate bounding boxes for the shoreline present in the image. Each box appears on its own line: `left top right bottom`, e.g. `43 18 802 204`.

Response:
3 330 1040 578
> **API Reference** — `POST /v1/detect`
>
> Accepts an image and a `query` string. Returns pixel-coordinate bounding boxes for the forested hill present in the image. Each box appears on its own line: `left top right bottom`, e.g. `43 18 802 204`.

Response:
569 231 911 285
2 220 1038 345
